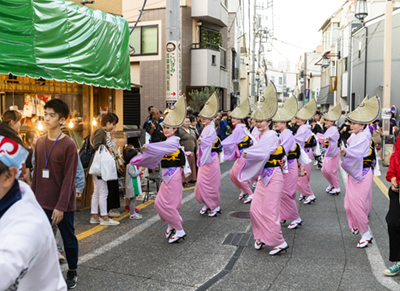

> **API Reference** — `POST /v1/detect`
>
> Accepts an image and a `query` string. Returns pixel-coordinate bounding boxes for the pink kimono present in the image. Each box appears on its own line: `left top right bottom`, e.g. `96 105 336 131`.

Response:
222 124 253 196
279 129 300 221
295 124 314 197
131 136 184 231
195 125 221 210
238 130 285 246
341 131 373 233
317 126 340 190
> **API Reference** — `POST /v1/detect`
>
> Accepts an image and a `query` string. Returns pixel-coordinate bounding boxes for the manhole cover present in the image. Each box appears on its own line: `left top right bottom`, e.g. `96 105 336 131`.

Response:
229 211 251 219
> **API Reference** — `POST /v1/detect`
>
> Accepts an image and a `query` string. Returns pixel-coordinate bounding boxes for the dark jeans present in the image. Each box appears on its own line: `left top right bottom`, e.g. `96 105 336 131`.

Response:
43 208 79 270
107 179 120 211
386 188 400 262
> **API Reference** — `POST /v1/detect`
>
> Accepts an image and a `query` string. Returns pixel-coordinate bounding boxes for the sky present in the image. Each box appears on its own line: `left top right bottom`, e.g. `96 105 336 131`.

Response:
259 0 347 69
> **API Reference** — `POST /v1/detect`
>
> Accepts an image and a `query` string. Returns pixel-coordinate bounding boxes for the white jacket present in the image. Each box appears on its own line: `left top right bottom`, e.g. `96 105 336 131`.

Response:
0 182 67 291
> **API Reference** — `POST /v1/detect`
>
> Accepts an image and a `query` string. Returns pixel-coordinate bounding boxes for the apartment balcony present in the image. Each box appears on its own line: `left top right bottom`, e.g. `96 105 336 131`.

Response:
191 43 227 89
192 0 228 27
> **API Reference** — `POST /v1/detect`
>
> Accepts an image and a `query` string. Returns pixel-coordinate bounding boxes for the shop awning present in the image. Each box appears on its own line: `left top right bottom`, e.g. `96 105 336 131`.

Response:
317 85 334 105
0 0 130 90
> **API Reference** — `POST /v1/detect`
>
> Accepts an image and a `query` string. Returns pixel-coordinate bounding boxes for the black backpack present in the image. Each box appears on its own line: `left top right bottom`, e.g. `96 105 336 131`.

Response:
79 135 94 169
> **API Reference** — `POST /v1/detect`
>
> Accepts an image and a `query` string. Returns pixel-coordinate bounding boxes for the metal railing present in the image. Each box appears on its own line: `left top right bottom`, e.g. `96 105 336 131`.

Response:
191 42 220 51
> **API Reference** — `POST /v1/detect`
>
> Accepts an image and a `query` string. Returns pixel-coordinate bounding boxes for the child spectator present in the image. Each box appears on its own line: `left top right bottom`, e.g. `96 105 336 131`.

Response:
123 145 143 220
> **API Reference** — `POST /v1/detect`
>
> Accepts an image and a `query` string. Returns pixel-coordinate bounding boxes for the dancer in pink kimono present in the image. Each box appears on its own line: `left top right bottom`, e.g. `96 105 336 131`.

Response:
195 92 222 217
341 96 380 248
222 98 255 203
238 83 289 255
295 99 317 205
317 104 341 195
272 96 303 229
131 96 190 243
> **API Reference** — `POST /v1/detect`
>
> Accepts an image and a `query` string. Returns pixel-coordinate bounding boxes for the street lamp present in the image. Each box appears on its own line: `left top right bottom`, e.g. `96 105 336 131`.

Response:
255 72 260 101
355 0 368 23
322 56 330 69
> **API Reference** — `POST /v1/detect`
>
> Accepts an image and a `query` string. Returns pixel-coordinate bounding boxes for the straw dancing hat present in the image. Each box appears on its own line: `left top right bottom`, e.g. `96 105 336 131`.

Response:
251 82 278 121
272 96 298 122
347 95 381 124
163 95 187 127
230 97 250 119
199 92 219 119
296 99 316 121
324 104 341 122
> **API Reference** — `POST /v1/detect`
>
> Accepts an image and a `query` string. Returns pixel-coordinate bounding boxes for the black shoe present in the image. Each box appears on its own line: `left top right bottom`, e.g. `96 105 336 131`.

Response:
66 270 78 289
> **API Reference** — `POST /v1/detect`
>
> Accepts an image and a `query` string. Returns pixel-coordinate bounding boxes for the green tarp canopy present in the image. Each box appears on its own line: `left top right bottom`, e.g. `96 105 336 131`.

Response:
0 0 131 90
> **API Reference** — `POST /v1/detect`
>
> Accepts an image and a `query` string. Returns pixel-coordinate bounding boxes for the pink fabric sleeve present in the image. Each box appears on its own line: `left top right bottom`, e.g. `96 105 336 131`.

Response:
130 136 180 169
222 124 248 161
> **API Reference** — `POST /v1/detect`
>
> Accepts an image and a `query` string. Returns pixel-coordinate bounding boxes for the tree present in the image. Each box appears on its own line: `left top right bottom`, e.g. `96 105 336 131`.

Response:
188 86 219 111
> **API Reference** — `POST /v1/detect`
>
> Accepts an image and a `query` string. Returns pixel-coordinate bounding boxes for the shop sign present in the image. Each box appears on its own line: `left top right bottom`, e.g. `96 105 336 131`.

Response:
166 41 181 102
330 77 337 91
382 108 391 119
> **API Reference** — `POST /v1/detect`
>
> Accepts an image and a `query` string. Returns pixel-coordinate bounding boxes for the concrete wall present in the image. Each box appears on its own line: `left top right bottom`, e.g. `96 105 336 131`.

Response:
351 9 400 117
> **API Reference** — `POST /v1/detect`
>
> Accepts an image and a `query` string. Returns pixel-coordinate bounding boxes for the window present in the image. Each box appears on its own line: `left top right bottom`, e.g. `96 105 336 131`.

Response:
212 55 216 66
343 57 348 73
279 77 283 85
129 26 158 56
271 76 275 83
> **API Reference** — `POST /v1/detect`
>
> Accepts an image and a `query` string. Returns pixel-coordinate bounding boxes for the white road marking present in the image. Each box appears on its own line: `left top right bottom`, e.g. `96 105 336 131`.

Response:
62 169 231 272
339 165 399 290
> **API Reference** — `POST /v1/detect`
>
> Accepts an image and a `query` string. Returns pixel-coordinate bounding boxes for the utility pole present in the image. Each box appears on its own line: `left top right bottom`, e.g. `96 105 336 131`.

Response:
166 0 181 107
382 0 393 135
251 0 257 103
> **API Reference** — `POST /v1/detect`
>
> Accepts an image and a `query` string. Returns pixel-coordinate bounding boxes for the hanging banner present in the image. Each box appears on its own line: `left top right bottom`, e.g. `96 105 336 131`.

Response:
166 41 182 102
304 89 310 104
330 76 337 91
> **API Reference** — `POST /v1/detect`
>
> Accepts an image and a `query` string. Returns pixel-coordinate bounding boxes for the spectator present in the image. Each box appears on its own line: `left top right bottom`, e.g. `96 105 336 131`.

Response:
90 113 120 226
220 113 228 140
383 130 400 276
340 119 351 147
24 129 39 182
336 110 346 128
193 111 204 136
378 112 397 136
106 113 121 219
179 117 197 187
215 112 222 138
288 117 299 135
31 99 80 288
0 123 67 291
146 106 154 122
187 107 194 117
189 115 199 139
144 109 166 143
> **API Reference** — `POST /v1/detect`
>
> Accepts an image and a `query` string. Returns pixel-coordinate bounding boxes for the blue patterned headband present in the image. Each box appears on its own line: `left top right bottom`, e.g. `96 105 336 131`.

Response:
0 136 29 178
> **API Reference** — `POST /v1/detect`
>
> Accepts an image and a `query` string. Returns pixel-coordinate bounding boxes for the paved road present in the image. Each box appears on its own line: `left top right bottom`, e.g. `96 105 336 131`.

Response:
64 160 400 291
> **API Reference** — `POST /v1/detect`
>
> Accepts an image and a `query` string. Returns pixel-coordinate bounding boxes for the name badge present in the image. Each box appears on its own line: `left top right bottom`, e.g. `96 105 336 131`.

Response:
42 169 50 179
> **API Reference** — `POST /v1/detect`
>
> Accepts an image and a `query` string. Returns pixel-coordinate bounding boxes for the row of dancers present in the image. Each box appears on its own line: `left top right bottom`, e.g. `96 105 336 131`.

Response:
131 83 381 254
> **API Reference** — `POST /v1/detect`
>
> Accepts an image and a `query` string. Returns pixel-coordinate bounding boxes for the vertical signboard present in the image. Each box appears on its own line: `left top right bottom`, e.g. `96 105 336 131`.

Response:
304 89 310 104
166 41 181 105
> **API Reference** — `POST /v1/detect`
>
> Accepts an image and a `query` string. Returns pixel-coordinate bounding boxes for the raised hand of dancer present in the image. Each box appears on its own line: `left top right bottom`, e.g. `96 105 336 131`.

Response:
197 139 201 145
328 137 332 141
141 145 147 152
391 177 399 192
242 151 247 158
340 149 346 156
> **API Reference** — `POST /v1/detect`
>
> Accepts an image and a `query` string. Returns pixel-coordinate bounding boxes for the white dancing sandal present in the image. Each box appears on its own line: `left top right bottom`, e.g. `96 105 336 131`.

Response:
168 230 186 244
325 185 333 193
208 206 221 217
252 181 257 188
298 194 305 201
351 228 359 235
200 205 209 215
165 226 175 238
244 195 253 204
238 191 247 200
357 232 373 248
269 241 289 256
303 195 316 204
288 219 303 229
329 188 341 195
254 239 264 250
